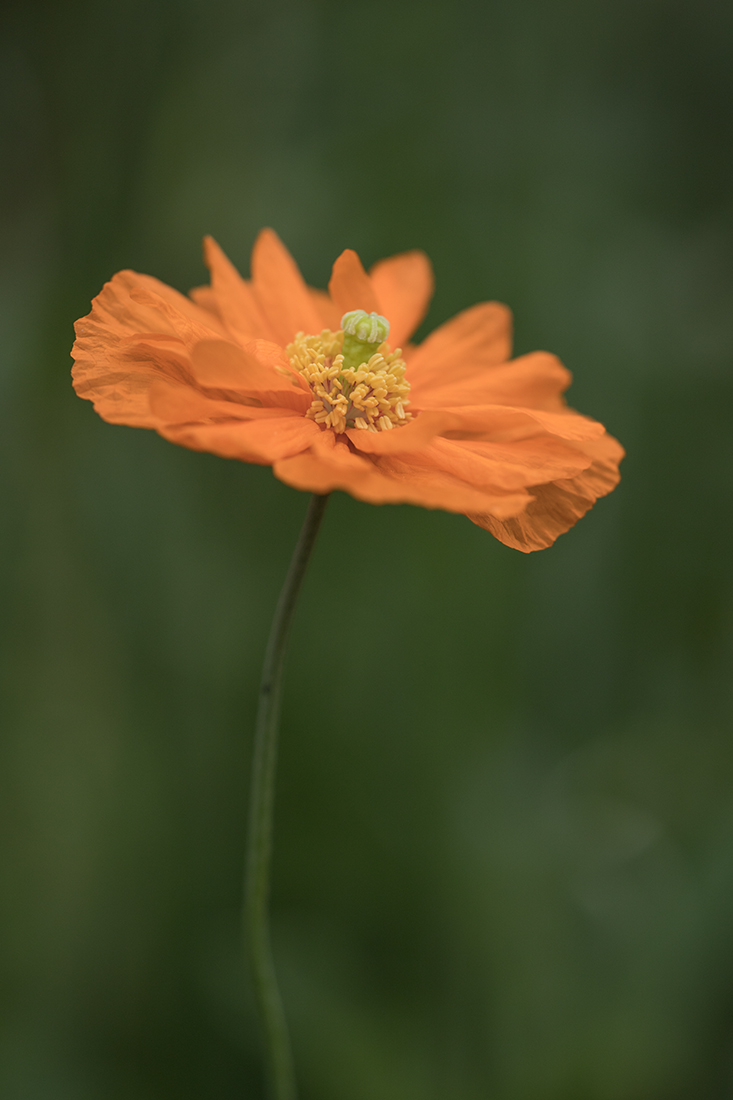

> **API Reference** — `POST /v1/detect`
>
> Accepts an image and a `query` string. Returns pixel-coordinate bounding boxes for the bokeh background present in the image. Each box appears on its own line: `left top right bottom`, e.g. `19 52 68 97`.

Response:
2 0 733 1096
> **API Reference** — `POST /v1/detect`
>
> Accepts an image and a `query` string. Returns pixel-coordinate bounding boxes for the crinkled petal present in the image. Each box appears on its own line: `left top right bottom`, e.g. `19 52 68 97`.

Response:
188 339 310 412
75 269 223 343
345 411 451 454
371 453 531 517
327 249 381 317
274 433 375 494
197 236 271 343
437 404 606 442
71 270 224 427
251 228 322 346
147 380 302 426
406 302 513 389
159 415 321 465
402 436 593 492
468 433 624 550
188 284 223 325
412 351 571 411
275 434 529 516
127 287 225 348
189 338 286 390
309 288 342 331
369 250 434 349
73 355 170 427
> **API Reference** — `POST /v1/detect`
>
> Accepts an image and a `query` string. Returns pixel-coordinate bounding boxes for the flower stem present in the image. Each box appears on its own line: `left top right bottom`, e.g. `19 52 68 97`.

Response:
243 492 330 1100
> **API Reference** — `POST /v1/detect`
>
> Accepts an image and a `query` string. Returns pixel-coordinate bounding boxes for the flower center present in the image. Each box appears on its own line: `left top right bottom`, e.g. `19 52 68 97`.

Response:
287 310 412 434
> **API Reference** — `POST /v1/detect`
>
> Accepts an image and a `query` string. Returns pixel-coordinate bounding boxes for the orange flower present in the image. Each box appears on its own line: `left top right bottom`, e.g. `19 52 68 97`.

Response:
71 230 623 551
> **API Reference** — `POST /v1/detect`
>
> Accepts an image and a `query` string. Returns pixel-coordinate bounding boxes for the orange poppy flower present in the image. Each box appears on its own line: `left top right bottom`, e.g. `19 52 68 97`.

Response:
71 230 623 551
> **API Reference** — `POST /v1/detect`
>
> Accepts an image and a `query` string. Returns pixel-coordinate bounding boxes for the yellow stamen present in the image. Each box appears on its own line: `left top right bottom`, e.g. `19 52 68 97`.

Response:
286 327 412 434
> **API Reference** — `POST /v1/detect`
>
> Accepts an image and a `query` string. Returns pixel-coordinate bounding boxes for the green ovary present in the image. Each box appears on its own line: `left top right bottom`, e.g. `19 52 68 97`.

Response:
340 310 391 371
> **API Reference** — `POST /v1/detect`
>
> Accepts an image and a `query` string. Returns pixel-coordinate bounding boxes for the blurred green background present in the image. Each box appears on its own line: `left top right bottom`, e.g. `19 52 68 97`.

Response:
2 0 733 1096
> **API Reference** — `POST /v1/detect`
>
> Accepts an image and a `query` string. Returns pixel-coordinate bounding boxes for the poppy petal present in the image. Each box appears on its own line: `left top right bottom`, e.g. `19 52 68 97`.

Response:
345 411 451 454
75 269 222 343
72 355 167 427
370 453 531 517
159 415 320 464
405 436 593 492
309 288 342 330
438 404 606 442
188 284 222 324
369 250 434 349
188 339 293 390
200 235 271 343
72 270 222 426
412 351 571 411
251 228 322 346
275 431 530 516
147 380 302 426
327 249 381 317
274 433 375 493
468 433 624 550
187 339 310 413
406 302 513 389
128 287 224 348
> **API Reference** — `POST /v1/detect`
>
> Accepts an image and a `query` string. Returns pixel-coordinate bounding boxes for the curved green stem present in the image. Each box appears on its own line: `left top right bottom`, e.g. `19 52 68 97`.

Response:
243 492 330 1100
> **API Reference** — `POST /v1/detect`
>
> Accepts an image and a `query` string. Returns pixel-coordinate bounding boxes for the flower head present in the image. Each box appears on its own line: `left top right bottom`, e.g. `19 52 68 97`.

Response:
71 230 623 551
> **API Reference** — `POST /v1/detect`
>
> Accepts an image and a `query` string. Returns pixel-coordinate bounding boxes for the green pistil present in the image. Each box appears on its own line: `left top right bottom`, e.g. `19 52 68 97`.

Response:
340 310 390 371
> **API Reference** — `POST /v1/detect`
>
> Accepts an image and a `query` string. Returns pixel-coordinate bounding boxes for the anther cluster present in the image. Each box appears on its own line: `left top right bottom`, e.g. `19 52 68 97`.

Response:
287 328 412 434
